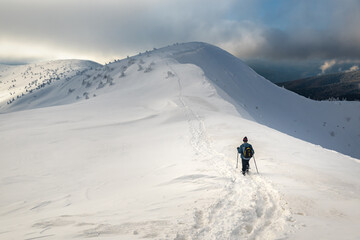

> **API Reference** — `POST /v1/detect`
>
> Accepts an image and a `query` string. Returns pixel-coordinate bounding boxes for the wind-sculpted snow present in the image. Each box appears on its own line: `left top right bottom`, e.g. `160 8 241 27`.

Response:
0 43 359 239
166 63 293 239
1 43 359 159
164 42 360 159
0 60 100 112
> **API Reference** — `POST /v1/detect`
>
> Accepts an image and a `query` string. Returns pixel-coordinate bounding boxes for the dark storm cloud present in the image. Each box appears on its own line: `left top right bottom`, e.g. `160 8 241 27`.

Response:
0 0 359 63
256 27 360 60
250 0 360 61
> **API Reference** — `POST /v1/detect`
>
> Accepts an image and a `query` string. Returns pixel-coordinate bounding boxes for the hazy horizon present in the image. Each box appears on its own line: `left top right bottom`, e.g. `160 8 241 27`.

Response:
1 0 360 81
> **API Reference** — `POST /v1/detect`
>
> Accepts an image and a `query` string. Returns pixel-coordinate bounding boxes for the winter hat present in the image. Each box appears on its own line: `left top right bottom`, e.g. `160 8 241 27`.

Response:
243 136 248 142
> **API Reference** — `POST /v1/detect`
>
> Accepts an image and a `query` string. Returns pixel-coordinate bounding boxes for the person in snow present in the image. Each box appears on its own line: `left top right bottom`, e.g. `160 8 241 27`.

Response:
237 136 255 175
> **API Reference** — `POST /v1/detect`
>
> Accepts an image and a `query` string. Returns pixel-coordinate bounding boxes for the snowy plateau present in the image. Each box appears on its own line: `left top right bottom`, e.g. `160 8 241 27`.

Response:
0 42 359 240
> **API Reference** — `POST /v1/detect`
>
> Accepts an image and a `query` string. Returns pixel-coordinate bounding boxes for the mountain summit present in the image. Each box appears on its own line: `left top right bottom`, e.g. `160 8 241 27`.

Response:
2 42 359 158
0 42 359 239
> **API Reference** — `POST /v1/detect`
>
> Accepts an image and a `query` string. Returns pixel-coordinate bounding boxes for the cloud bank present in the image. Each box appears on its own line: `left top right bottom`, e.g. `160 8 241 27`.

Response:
1 0 359 64
320 60 337 74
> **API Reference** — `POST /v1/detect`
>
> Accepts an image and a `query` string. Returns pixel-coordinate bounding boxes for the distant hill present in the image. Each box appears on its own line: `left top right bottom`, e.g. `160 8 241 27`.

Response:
277 70 360 101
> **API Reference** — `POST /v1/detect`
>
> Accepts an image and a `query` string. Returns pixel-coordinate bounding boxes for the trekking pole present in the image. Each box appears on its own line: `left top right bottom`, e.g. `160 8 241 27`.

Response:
253 155 259 174
236 151 239 169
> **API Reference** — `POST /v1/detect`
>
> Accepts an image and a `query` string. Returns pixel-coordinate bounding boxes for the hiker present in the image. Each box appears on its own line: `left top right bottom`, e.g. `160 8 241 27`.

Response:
237 136 254 175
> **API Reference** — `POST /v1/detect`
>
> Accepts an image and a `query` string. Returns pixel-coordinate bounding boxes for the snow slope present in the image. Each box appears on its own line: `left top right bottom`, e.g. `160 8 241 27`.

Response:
2 44 359 159
164 43 360 159
0 42 359 240
0 60 100 109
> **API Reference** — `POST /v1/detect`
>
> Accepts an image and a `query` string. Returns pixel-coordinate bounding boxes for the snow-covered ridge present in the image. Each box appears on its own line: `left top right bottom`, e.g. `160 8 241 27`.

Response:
162 42 360 159
0 59 100 109
1 43 359 159
0 42 359 239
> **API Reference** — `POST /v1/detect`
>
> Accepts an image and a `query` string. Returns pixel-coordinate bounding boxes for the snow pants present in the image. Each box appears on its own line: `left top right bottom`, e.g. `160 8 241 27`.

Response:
242 159 250 173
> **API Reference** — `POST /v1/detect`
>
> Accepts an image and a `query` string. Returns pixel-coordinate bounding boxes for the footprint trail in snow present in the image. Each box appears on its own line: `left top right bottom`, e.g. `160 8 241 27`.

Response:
170 62 294 240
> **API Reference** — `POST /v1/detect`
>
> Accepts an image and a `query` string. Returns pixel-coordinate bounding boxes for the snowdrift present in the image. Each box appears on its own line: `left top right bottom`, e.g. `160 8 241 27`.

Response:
2 43 359 159
0 42 359 240
167 43 360 159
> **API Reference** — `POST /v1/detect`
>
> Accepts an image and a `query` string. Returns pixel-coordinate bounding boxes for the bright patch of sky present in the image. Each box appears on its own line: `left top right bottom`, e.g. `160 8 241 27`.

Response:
1 0 359 66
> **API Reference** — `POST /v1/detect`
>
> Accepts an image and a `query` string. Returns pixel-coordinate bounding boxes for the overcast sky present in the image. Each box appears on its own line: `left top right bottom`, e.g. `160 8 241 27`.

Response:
1 0 359 65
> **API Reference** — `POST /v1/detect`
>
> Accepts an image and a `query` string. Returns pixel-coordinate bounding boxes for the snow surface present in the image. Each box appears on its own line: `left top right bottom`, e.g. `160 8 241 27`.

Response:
0 60 100 108
0 42 359 239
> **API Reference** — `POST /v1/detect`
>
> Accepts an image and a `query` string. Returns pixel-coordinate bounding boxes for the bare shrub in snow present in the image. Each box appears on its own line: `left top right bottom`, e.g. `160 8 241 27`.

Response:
144 63 155 73
107 77 114 86
144 66 152 73
83 92 89 99
166 71 175 78
97 81 106 89
128 58 136 66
